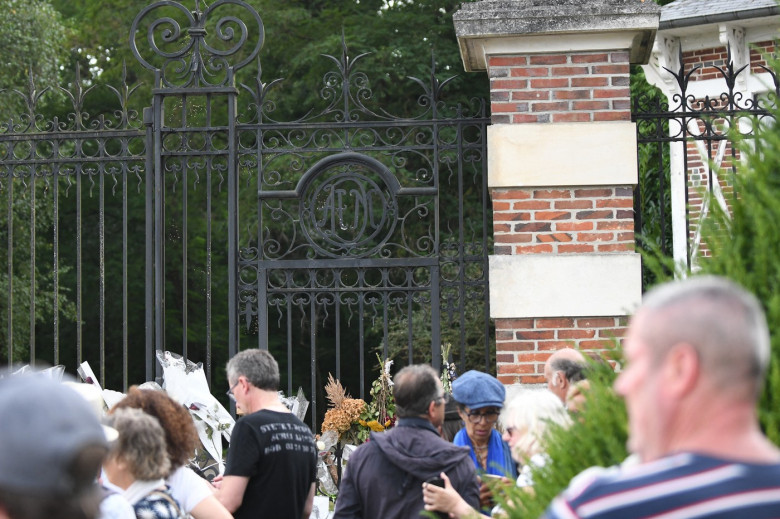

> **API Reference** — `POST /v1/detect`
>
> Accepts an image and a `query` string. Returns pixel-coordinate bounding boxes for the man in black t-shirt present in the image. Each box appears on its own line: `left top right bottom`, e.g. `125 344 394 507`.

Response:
214 350 317 519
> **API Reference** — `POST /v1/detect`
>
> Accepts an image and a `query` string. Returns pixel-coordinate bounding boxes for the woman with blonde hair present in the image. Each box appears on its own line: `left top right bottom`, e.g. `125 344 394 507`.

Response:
500 388 571 488
102 408 183 519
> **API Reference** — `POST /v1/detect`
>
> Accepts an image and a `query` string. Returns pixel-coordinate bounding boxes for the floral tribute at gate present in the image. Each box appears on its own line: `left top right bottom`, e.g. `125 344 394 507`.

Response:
314 346 459 499
316 355 396 496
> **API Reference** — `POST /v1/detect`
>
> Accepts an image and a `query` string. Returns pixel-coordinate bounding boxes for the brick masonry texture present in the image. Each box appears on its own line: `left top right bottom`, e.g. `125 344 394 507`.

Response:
491 187 635 255
750 41 776 74
488 51 631 124
682 41 777 80
682 47 729 80
494 316 627 385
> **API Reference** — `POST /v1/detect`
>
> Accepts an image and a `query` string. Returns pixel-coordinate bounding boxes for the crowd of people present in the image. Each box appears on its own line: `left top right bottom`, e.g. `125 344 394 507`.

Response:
2 275 780 519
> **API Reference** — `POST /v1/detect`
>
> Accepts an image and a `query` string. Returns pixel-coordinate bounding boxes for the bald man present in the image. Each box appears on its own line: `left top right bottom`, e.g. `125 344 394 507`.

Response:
544 348 586 404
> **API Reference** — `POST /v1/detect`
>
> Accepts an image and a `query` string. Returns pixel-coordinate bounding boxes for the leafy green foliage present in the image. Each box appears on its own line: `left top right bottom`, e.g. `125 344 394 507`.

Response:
0 0 67 114
244 0 487 120
682 111 780 445
0 183 78 363
496 359 628 517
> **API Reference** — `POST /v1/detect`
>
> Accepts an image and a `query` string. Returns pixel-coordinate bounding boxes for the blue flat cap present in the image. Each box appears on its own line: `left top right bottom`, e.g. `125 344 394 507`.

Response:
451 370 506 410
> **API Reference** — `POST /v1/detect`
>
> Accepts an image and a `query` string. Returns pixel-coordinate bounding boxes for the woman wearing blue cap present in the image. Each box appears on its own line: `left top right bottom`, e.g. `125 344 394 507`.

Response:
451 371 517 509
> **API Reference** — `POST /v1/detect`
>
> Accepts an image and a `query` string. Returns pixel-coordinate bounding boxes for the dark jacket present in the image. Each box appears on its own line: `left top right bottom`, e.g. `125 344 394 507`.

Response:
332 417 480 519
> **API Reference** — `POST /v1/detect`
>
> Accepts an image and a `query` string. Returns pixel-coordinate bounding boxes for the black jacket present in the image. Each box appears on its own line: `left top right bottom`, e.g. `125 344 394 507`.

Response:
333 417 480 519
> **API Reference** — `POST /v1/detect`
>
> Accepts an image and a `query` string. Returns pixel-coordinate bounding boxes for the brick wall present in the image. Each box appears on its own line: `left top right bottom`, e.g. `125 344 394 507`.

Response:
682 47 729 80
488 51 631 124
495 316 627 385
491 187 634 255
682 41 776 79
750 40 775 73
487 50 634 383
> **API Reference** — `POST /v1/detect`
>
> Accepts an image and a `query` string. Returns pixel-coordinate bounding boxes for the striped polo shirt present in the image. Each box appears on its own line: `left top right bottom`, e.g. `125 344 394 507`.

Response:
544 452 780 519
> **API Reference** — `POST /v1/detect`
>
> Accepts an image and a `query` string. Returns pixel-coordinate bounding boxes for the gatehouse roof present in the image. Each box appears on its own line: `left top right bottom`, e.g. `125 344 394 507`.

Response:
660 0 780 30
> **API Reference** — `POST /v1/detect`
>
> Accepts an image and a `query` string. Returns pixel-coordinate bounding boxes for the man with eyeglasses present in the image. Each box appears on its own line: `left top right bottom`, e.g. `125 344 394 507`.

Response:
333 364 479 519
214 349 317 519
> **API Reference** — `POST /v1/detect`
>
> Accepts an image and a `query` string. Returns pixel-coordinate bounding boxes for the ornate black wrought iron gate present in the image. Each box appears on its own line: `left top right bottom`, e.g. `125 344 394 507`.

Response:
1 0 492 428
633 46 778 284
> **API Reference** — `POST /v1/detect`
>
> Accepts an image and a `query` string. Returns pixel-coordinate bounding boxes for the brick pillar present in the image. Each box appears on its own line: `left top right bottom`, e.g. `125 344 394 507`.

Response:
454 0 660 384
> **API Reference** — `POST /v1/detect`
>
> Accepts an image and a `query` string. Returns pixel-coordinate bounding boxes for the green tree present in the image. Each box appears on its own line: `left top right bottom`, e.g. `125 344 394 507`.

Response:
0 0 73 364
690 117 780 444
0 0 67 114
0 183 78 364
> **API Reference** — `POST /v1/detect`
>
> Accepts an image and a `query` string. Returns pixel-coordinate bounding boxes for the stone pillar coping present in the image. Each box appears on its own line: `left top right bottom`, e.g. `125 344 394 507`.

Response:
454 0 661 71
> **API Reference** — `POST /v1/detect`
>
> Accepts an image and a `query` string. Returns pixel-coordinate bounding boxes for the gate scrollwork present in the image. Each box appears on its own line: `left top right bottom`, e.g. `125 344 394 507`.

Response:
130 0 264 87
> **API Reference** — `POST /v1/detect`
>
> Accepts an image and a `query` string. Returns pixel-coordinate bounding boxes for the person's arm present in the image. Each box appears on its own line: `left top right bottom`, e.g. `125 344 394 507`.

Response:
455 464 482 511
423 472 487 519
214 475 249 514
301 482 316 519
190 494 234 519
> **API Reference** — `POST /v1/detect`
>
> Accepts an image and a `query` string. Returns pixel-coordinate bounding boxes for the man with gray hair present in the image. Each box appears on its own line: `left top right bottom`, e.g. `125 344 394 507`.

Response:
544 276 780 518
333 364 479 518
215 349 317 519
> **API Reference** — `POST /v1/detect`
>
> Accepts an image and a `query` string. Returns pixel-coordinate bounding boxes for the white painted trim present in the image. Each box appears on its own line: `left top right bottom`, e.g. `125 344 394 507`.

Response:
661 18 780 45
487 123 638 188
489 254 642 318
748 72 778 94
745 24 780 43
669 140 688 269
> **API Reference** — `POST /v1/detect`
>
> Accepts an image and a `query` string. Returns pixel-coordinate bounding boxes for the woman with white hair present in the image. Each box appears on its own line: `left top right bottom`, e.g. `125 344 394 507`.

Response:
102 408 184 519
501 388 571 488
423 388 571 518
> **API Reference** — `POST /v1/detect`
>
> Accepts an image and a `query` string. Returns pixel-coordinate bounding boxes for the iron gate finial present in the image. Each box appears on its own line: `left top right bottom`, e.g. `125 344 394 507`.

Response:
129 0 264 88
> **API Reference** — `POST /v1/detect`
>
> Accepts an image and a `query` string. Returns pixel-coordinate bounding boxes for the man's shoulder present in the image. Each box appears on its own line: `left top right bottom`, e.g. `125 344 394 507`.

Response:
374 422 469 453
548 453 780 518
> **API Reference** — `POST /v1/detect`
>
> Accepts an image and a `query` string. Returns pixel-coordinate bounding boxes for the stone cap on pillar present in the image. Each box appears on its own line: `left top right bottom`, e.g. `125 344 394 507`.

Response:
454 0 661 71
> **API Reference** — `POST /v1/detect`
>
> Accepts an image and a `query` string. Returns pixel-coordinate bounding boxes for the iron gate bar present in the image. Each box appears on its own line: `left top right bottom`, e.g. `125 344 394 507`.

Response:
144 108 155 383
5 180 11 362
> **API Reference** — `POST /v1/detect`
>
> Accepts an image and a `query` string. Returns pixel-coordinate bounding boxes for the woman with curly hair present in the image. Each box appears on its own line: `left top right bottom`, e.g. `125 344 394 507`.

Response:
110 387 233 519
